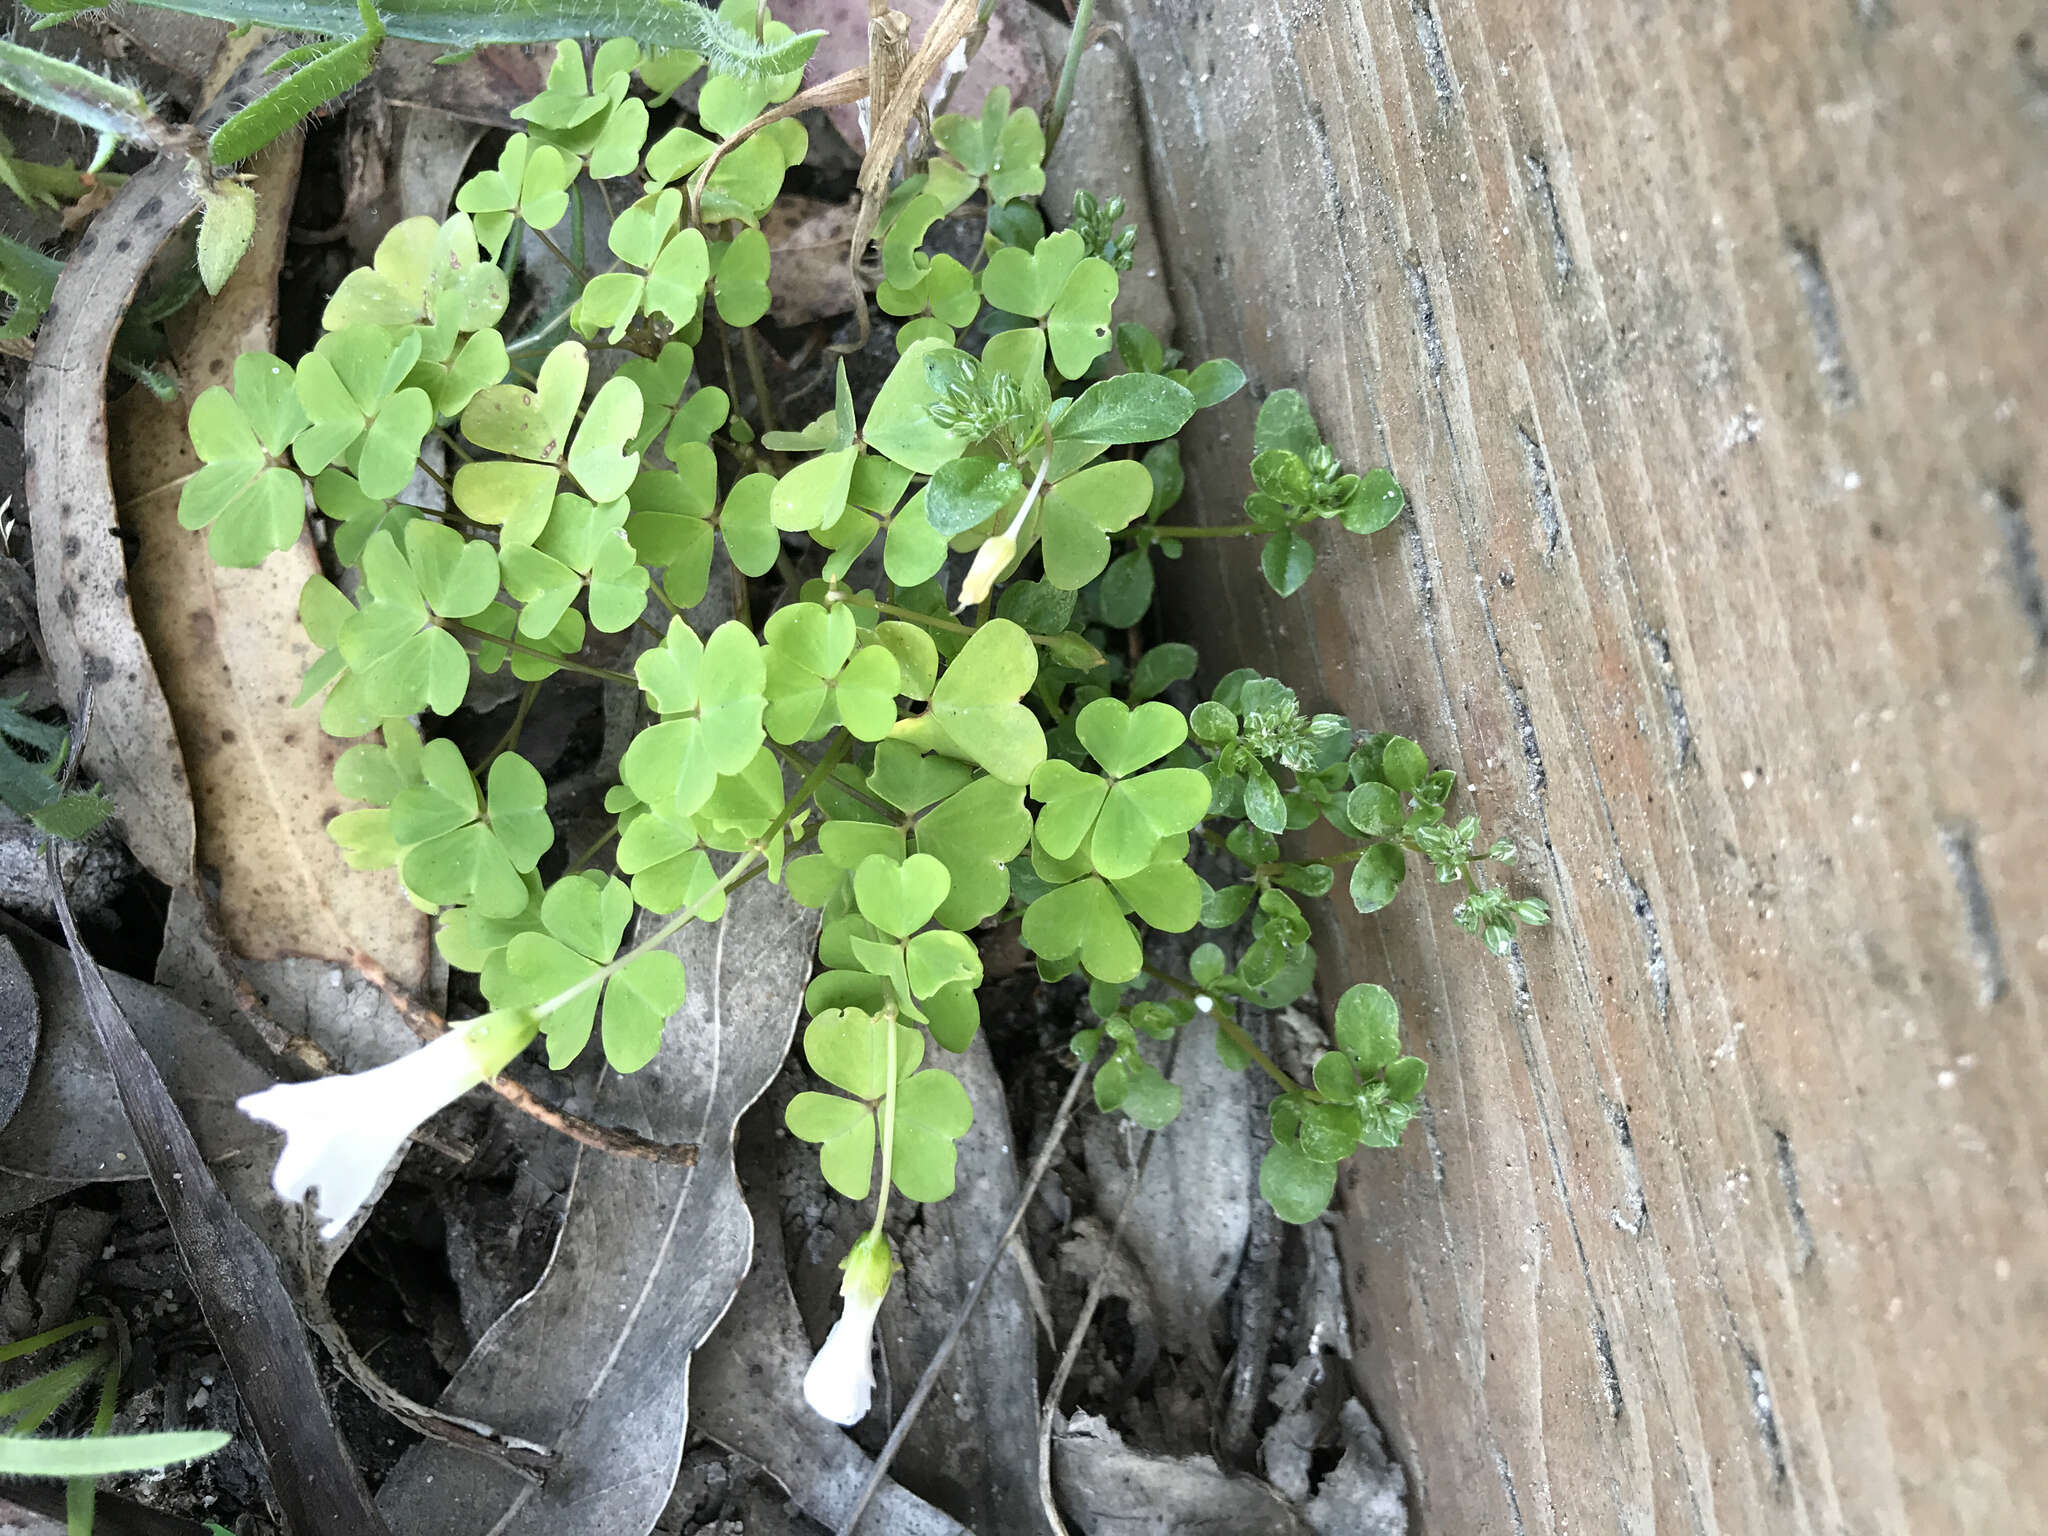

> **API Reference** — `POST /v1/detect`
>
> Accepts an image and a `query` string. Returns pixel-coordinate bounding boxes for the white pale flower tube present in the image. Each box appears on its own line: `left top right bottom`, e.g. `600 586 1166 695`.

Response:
953 453 1053 613
803 1232 896 1425
238 1012 536 1238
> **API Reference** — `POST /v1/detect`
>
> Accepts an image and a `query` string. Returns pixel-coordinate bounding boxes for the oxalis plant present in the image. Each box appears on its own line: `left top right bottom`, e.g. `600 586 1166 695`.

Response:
191 14 1549 1428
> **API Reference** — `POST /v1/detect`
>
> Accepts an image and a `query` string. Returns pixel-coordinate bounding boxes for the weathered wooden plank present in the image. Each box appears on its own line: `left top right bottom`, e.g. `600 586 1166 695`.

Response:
1115 0 2046 1530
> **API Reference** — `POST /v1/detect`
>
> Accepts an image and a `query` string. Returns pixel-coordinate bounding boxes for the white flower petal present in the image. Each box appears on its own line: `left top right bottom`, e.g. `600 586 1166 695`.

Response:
237 1030 486 1238
802 1288 884 1426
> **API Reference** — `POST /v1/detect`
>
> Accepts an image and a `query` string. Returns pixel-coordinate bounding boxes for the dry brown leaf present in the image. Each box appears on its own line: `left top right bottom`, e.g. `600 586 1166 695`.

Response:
372 42 552 129
109 140 430 988
790 0 1053 150
762 195 864 324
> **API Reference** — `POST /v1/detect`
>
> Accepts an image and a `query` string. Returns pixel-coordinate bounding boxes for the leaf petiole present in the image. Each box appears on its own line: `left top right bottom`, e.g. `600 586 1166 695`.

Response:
1120 522 1263 540
439 620 638 686
1141 962 1313 1099
871 1003 901 1236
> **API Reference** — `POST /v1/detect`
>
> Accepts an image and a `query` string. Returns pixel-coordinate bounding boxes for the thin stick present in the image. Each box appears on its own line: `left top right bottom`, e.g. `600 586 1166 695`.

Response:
306 1310 553 1477
836 1056 1095 1536
349 949 700 1167
1036 1122 1161 1536
688 67 871 228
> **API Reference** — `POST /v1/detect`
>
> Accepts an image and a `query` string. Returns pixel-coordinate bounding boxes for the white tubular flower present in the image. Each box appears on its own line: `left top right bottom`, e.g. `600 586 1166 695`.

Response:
953 452 1053 613
953 532 1016 612
803 1232 896 1425
238 1011 536 1238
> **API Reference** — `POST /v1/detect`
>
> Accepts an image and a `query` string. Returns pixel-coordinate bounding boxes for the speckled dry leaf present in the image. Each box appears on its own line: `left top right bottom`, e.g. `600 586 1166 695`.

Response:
109 138 429 987
24 152 200 888
762 195 864 323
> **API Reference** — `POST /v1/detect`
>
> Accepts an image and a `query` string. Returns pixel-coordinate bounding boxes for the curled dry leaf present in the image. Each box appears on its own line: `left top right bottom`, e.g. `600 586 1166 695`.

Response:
24 149 201 888
0 932 35 1134
22 33 292 888
109 139 431 990
1050 1412 1313 1536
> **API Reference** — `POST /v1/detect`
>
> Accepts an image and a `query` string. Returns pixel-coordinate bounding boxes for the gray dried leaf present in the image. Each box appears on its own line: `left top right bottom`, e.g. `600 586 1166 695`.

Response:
691 1118 969 1536
1302 1402 1405 1536
1082 1029 1253 1369
378 871 820 1536
43 843 387 1536
0 932 36 1132
879 1035 1040 1532
0 923 271 1184
1050 1412 1310 1536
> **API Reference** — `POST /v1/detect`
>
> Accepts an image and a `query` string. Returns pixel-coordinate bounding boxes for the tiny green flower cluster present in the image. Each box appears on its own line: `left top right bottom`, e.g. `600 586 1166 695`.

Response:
184 14 1546 1230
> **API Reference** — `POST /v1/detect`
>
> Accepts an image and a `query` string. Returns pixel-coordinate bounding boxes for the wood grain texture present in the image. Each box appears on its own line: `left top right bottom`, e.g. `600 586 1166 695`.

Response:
1114 1 2046 1531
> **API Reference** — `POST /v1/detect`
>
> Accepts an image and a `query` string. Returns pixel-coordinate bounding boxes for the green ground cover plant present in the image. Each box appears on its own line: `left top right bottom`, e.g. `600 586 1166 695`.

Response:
148 8 1549 1423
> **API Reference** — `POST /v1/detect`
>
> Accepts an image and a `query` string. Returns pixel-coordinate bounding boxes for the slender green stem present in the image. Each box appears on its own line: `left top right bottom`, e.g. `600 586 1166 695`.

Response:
441 620 638 686
531 225 586 284
533 734 852 1025
768 738 898 821
871 1005 901 1237
435 428 474 465
712 311 746 430
480 681 540 770
833 590 1075 654
1121 521 1264 541
416 457 457 498
564 822 620 876
507 295 576 357
1043 0 1097 157
739 322 780 436
1142 962 1310 1098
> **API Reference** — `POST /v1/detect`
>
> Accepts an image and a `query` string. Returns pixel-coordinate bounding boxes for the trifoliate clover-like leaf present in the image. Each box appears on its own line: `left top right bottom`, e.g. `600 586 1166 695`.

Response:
762 601 901 744
1020 874 1142 983
178 353 308 567
912 773 1030 930
323 213 509 335
916 618 1045 786
785 1006 972 1201
291 326 432 498
619 618 767 817
389 741 554 918
1037 460 1153 590
851 852 950 939
454 133 575 259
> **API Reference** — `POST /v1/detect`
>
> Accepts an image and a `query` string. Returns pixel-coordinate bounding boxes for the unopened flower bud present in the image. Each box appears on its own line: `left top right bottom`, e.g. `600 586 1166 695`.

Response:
954 533 1015 612
803 1232 896 1424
